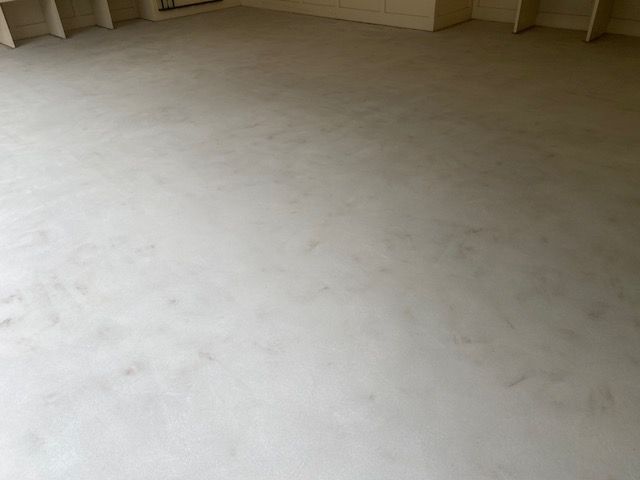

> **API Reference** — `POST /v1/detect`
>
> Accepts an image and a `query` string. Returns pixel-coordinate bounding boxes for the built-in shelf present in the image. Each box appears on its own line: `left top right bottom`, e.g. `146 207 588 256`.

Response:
586 0 615 41
0 0 114 48
0 0 631 49
1 0 65 48
93 0 115 29
0 2 15 47
514 0 616 42
513 0 538 33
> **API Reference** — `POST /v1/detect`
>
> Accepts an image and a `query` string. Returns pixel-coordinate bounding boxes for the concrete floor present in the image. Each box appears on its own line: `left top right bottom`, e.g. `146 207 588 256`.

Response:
1 7 639 479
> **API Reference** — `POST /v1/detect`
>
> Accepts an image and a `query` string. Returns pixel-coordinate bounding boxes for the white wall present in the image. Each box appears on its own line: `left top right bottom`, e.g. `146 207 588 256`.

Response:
241 0 640 35
472 0 640 36
242 0 435 31
242 0 473 31
3 0 138 39
3 0 639 43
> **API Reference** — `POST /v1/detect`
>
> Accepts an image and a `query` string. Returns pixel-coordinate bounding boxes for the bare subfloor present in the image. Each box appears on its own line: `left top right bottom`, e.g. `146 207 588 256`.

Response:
1 8 639 479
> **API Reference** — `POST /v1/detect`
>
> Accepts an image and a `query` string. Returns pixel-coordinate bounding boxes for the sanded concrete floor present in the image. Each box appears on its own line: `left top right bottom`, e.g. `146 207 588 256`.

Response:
1 7 639 480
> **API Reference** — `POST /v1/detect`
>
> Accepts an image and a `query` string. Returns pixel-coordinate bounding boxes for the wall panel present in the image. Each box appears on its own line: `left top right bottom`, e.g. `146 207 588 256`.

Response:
244 0 471 30
385 0 433 16
339 0 382 12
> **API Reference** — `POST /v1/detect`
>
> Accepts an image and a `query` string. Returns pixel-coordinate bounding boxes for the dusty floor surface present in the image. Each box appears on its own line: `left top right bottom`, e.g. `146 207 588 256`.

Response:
1 7 639 480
